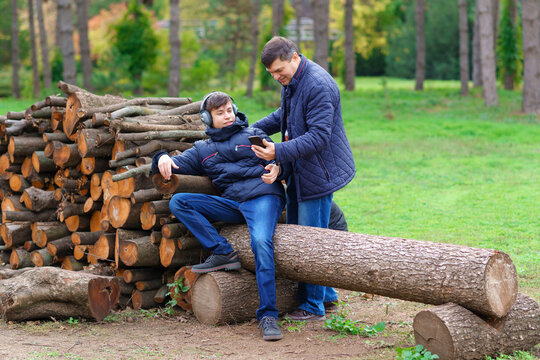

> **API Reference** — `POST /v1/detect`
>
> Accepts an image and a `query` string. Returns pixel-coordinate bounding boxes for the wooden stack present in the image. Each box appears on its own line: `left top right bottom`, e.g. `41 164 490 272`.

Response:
0 81 214 317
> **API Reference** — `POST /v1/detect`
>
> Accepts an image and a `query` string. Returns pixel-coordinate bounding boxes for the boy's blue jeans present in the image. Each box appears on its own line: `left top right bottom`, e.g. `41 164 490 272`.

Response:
286 178 338 316
169 193 284 320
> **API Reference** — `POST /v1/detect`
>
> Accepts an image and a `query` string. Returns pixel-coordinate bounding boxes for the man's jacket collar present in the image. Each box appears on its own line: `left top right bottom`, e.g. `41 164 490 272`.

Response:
285 54 307 95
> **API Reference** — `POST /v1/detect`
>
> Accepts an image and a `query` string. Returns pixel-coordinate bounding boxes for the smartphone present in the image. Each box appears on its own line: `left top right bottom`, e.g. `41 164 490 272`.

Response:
248 136 266 148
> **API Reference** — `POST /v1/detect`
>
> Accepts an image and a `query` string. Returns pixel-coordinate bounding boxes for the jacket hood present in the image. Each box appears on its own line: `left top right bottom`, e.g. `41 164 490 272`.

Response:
205 111 249 142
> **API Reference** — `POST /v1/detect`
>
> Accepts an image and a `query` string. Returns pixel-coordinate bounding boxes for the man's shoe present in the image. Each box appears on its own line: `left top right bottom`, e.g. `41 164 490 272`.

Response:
258 316 283 341
286 309 326 322
191 251 241 273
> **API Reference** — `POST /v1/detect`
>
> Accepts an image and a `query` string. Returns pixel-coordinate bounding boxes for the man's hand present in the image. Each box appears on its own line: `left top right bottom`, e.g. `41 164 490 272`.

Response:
252 139 276 161
158 155 179 180
262 163 280 184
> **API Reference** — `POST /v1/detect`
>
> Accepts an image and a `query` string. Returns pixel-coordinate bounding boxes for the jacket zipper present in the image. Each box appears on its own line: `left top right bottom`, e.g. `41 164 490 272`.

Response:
316 154 330 181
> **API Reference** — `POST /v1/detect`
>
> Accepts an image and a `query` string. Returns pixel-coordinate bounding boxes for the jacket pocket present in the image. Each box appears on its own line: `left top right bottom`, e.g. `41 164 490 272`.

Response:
316 154 331 181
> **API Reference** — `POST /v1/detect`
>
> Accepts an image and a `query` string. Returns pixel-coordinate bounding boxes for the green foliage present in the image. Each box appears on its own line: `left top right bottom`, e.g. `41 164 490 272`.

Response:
161 276 190 315
395 345 439 360
324 301 386 336
497 0 523 86
485 350 539 360
66 317 79 325
385 0 460 80
278 317 306 333
183 58 220 91
112 0 158 90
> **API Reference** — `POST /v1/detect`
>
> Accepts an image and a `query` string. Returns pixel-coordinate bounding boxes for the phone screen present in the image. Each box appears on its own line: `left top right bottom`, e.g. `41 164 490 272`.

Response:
248 136 266 148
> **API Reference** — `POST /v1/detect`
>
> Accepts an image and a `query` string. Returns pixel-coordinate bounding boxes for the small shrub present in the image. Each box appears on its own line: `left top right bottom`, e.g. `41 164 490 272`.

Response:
395 344 439 360
324 300 385 336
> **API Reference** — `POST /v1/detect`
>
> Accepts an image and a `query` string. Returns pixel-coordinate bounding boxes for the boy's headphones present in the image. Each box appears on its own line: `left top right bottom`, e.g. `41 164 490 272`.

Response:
199 92 238 127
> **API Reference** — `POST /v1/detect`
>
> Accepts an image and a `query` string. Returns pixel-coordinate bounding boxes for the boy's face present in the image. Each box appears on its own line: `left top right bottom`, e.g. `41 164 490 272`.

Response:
210 100 235 129
266 52 301 86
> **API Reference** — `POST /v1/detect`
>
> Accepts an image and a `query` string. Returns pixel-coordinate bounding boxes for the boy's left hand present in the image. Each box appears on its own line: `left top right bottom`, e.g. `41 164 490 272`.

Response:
252 139 276 160
262 163 280 184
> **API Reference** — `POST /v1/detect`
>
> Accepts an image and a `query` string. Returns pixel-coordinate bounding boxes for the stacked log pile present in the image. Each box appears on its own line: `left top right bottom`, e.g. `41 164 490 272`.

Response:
0 81 215 319
0 83 538 358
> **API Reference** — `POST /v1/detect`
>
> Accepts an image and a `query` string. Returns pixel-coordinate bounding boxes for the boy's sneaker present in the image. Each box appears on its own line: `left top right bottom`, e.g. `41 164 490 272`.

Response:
258 316 283 341
191 251 241 273
286 309 326 322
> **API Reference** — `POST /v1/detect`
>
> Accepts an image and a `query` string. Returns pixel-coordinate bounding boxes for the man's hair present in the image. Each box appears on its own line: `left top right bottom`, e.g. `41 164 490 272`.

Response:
260 36 298 68
204 92 233 112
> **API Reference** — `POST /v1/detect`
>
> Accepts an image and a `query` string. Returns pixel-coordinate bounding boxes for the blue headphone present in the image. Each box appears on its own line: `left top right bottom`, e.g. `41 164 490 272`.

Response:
199 92 238 127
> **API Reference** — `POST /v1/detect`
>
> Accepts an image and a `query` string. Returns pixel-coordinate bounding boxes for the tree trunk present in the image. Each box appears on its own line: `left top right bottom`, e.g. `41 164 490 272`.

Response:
168 0 181 96
221 224 518 318
9 248 34 269
246 0 260 98
0 267 120 321
57 0 77 85
1 222 32 248
131 289 159 310
192 269 299 325
11 0 21 98
344 0 355 91
36 0 51 89
272 0 284 36
20 187 57 212
311 0 329 71
521 0 540 113
415 0 426 91
503 0 517 90
32 151 56 173
293 0 302 51
459 0 470 96
122 268 162 284
478 0 499 106
46 235 74 257
28 0 41 98
473 0 482 87
414 293 540 360
152 173 219 195
72 231 102 246
75 0 92 90
491 0 499 50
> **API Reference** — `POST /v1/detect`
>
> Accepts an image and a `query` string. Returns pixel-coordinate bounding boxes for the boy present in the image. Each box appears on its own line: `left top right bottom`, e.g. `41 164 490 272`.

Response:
152 91 285 341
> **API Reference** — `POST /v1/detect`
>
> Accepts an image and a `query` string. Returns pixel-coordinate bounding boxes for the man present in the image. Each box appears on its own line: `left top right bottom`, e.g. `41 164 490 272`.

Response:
152 92 285 341
251 36 356 321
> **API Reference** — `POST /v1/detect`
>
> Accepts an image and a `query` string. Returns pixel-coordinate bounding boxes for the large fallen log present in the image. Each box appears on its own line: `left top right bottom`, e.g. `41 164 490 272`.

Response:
0 266 120 321
191 269 299 325
221 224 518 318
413 293 540 360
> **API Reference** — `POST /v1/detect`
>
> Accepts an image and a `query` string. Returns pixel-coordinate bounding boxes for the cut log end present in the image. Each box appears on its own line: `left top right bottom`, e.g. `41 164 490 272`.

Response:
87 277 121 321
485 251 518 318
413 309 455 360
191 273 223 325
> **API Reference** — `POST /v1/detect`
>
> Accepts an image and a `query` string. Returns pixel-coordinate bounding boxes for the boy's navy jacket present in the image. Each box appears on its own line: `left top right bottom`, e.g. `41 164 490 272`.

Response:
151 112 285 203
252 54 356 202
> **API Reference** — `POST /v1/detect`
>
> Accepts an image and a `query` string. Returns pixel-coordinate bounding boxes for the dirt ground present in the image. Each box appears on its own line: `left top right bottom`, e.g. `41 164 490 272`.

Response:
0 289 538 360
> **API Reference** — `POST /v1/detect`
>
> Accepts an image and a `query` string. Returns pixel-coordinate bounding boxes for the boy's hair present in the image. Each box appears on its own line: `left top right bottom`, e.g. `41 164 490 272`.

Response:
260 36 298 68
203 92 233 112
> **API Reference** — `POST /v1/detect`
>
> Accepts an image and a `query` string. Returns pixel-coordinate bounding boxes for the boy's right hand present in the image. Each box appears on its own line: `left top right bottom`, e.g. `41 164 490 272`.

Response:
158 155 179 180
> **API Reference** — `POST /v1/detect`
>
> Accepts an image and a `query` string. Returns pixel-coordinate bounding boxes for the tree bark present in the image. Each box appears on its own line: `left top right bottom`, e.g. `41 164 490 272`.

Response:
459 0 470 96
75 0 92 90
414 293 540 360
123 268 162 284
1 222 32 248
72 231 102 246
344 0 355 91
115 129 206 142
131 289 159 310
9 248 34 269
221 224 518 318
491 0 499 50
503 0 517 90
57 0 77 86
28 0 41 98
521 0 540 113
46 235 74 257
8 136 47 159
168 0 181 96
32 151 56 173
36 0 51 89
152 173 219 195
0 267 120 321
11 0 21 98
247 0 260 98
415 0 426 91
192 269 299 325
293 0 302 51
478 0 499 106
109 120 204 133
34 222 70 248
77 129 114 158
473 0 482 87
311 0 329 71
21 187 58 211
272 0 284 36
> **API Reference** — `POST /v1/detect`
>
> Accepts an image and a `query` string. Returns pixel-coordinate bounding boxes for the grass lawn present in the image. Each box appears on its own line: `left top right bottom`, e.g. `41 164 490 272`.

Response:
1 78 539 301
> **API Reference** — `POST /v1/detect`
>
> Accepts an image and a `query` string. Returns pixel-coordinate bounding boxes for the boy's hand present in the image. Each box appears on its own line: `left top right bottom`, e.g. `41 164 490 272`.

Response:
262 164 280 184
252 139 276 160
158 155 179 180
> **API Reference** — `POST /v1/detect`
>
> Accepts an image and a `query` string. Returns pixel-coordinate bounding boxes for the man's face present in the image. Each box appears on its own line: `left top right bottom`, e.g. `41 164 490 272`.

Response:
210 100 235 129
266 52 301 86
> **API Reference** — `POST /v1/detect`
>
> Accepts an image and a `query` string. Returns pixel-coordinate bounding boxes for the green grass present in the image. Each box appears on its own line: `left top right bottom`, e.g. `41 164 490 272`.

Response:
1 78 539 302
